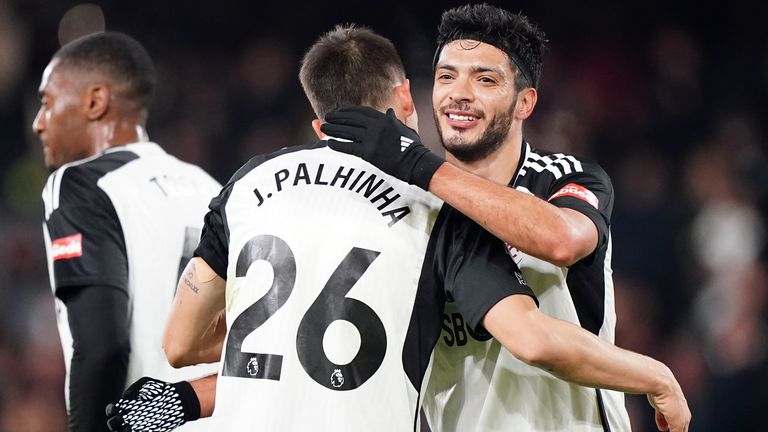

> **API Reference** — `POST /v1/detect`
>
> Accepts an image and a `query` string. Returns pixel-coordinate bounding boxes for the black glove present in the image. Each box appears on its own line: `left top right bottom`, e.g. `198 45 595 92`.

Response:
105 377 201 432
321 106 444 190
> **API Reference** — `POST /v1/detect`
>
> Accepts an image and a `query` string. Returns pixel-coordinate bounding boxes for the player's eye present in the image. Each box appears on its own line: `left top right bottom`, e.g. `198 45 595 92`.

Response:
478 76 497 84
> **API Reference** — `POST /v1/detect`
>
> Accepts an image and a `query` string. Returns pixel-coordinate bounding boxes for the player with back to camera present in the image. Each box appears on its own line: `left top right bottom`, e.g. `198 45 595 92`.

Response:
33 31 219 432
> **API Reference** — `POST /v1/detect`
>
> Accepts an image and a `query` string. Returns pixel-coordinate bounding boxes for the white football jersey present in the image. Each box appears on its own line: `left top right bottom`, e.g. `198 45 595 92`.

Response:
195 141 535 431
42 142 221 431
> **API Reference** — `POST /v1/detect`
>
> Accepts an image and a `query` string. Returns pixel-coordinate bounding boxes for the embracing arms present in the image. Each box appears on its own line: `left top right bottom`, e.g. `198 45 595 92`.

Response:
484 295 690 432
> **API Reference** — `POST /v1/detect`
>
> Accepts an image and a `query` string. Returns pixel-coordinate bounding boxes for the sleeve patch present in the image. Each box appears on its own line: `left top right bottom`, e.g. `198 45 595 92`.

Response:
51 233 83 261
548 183 599 208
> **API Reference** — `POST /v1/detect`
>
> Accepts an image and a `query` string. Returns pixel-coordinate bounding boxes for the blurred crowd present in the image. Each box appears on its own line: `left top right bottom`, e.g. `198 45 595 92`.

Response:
1 1 767 430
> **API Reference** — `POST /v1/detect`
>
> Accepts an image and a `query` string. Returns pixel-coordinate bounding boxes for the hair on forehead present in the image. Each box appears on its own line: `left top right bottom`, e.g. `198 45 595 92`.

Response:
436 3 547 90
299 24 406 120
54 31 156 111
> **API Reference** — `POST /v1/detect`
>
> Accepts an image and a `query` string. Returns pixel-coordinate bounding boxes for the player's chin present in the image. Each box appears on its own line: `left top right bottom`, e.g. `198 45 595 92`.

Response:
445 128 480 143
43 155 59 172
441 136 475 154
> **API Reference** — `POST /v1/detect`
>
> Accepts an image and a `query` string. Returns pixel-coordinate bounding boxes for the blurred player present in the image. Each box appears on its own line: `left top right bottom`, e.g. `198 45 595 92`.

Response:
106 25 688 432
322 4 689 432
33 32 220 431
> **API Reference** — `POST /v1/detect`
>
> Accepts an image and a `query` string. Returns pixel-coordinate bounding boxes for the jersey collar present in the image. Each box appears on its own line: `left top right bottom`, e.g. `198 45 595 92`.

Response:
104 142 165 157
509 139 531 187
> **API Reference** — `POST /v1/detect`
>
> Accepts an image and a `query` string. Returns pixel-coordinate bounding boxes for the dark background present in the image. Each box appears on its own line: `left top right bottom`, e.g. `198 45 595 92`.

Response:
1 1 767 430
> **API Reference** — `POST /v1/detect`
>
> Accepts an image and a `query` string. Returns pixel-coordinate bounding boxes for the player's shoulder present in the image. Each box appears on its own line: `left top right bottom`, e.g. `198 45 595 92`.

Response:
517 143 611 188
44 150 140 207
524 144 607 175
224 139 328 187
64 149 139 182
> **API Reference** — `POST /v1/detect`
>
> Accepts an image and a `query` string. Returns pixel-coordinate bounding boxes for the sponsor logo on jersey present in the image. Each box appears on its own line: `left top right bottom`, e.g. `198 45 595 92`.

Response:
548 183 599 208
330 369 344 388
514 271 527 286
51 233 83 261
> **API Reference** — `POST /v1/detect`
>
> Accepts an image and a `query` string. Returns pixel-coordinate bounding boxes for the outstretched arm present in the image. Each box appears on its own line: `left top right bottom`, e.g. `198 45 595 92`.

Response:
484 295 690 432
163 257 227 367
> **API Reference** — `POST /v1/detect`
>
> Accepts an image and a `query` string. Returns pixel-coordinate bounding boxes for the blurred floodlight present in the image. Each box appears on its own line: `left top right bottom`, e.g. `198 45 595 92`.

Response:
58 3 106 46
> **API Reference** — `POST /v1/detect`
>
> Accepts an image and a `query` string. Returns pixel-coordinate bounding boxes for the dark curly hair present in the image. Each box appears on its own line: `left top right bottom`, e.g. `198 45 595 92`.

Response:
434 3 547 90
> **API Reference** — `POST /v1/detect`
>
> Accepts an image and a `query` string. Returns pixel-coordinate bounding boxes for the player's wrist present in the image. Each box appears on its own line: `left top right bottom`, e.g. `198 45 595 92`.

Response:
173 380 202 421
409 148 444 190
647 360 676 398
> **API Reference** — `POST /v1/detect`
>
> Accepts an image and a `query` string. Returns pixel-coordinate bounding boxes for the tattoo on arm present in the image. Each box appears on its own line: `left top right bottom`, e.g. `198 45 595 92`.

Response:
183 262 200 294
180 259 220 295
183 277 200 294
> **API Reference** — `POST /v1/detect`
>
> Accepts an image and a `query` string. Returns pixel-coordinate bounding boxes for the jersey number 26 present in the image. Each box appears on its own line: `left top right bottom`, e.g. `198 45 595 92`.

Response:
222 234 387 391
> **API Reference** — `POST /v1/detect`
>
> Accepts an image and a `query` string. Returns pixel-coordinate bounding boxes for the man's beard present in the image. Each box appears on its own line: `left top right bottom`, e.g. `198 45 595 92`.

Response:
434 102 516 163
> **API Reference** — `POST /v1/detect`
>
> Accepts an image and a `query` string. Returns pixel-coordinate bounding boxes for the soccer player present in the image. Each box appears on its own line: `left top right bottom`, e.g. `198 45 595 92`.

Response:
107 25 688 432
322 4 687 432
33 32 220 432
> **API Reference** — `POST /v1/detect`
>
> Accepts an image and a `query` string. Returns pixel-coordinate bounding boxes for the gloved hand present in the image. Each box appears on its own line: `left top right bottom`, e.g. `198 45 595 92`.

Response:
321 106 444 190
105 377 200 432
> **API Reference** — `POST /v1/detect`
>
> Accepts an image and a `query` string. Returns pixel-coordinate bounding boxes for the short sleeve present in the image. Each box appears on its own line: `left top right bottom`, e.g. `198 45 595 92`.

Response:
546 160 614 250
434 206 537 337
45 172 128 296
194 184 232 279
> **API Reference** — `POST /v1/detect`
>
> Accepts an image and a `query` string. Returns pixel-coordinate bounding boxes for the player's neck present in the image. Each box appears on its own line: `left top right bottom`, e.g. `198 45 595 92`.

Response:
94 118 149 150
446 131 522 185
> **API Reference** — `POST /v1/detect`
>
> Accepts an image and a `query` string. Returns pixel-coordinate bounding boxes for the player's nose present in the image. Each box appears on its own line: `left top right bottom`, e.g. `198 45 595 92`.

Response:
32 108 45 135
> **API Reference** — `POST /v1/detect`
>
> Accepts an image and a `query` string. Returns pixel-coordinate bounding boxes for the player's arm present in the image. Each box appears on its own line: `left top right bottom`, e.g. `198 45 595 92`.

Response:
430 163 596 265
59 284 130 432
162 257 226 367
164 178 232 367
321 106 595 266
440 206 689 432
483 295 690 432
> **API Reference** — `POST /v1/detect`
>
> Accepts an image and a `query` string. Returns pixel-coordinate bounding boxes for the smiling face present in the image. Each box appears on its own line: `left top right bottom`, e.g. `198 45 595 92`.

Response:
432 40 520 163
32 59 94 171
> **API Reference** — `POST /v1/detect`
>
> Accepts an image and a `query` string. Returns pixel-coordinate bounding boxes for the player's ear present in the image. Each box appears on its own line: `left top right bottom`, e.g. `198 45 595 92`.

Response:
392 78 415 118
311 119 324 139
514 87 537 120
83 83 110 121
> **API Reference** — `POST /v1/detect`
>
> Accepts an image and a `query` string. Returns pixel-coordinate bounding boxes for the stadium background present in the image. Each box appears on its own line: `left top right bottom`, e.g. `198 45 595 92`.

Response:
1 0 767 430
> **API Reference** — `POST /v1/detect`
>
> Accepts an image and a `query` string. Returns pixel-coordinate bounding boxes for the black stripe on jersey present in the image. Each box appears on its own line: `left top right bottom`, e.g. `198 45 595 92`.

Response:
566 243 608 336
595 389 612 432
55 150 140 207
47 150 139 293
403 208 449 431
403 207 448 400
